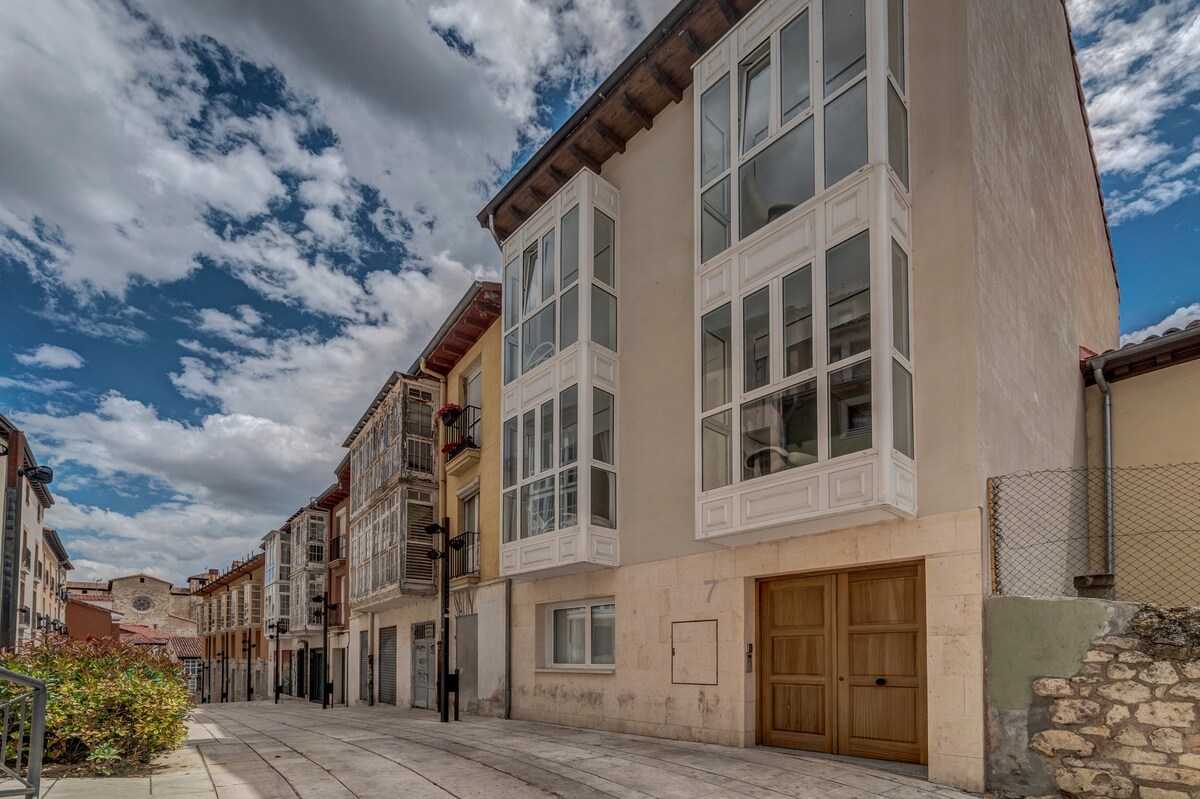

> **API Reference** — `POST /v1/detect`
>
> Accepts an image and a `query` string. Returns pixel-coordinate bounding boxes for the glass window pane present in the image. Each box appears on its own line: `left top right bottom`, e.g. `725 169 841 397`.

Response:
594 210 615 288
522 303 556 373
560 385 578 465
743 287 771 392
741 381 817 480
702 410 732 491
893 360 914 459
739 118 814 239
827 231 871 363
701 76 731 185
541 229 556 301
701 176 731 263
540 400 554 472
888 83 909 188
525 476 556 538
502 490 518 542
522 243 540 315
503 258 519 329
781 11 811 124
553 607 586 664
830 359 872 457
701 303 732 411
504 331 518 384
560 467 578 527
741 49 771 153
783 266 813 376
561 206 580 287
503 416 518 488
522 409 536 479
823 0 866 95
560 286 579 349
593 388 615 465
591 286 617 352
591 467 616 528
824 79 867 187
891 239 910 359
591 604 615 665
888 0 905 91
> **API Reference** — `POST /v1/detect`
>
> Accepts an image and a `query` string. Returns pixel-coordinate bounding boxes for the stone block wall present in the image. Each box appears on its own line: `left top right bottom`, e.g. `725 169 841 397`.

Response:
1029 607 1200 799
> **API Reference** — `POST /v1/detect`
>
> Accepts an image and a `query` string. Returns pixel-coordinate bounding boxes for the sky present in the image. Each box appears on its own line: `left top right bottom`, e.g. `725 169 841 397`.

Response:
0 0 1197 585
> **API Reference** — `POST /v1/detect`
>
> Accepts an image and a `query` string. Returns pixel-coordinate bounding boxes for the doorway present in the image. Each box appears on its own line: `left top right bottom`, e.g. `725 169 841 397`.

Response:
309 648 324 704
411 622 436 709
757 563 926 764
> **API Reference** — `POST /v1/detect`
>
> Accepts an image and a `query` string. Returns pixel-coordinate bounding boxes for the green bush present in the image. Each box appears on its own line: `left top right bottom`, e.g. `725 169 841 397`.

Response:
0 636 191 774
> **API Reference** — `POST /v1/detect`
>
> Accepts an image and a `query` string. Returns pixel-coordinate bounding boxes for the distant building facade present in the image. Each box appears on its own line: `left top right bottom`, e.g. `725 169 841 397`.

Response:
1 412 57 647
194 554 267 703
68 573 196 635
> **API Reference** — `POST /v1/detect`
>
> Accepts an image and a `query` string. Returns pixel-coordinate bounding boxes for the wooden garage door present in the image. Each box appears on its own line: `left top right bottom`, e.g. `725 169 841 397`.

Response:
759 564 926 764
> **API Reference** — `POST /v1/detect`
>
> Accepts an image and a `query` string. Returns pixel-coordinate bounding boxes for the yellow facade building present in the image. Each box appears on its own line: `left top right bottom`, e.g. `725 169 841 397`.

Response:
413 280 507 716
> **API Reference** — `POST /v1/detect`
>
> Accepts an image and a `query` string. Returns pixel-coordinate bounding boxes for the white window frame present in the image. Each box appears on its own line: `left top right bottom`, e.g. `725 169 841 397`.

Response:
543 597 616 671
697 0 897 268
691 0 916 539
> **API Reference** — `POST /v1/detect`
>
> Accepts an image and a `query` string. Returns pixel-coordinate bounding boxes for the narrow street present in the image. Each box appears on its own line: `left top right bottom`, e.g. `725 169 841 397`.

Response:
42 702 979 799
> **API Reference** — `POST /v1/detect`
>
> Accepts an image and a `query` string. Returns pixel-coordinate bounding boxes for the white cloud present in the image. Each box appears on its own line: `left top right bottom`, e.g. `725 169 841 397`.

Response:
15 344 85 369
20 393 333 514
1 0 679 582
1120 303 1200 345
0 375 75 395
1070 0 1200 223
49 497 276 584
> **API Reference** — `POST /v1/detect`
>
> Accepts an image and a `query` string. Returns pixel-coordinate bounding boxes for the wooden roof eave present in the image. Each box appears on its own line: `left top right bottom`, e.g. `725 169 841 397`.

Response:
477 0 751 245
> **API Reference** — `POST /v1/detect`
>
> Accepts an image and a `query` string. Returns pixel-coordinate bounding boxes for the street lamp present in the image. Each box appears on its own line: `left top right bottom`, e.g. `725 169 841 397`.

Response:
425 518 467 723
216 652 228 702
240 633 256 702
267 618 288 705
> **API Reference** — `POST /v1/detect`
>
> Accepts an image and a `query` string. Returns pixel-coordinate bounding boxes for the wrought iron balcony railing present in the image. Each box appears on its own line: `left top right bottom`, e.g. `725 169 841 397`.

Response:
0 667 46 798
449 532 480 579
328 535 345 564
443 405 481 463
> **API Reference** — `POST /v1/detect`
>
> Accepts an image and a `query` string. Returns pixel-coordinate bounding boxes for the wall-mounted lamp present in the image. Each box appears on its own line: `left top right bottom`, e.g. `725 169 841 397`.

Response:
17 465 53 484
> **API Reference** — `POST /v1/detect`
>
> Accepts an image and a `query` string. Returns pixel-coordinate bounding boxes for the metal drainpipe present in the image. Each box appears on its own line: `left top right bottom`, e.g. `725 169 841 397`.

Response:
504 578 512 720
368 611 375 706
1092 361 1115 574
487 212 502 249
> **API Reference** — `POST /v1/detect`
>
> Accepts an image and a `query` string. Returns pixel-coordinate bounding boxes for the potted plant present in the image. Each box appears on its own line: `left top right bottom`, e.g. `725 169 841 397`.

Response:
435 403 462 425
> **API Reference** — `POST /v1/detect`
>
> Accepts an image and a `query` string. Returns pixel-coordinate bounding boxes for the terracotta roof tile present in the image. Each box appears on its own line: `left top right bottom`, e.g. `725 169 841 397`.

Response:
169 636 203 659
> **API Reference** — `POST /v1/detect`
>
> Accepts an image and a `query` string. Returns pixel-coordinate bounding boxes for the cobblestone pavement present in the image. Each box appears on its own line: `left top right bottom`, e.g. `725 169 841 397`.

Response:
41 701 981 799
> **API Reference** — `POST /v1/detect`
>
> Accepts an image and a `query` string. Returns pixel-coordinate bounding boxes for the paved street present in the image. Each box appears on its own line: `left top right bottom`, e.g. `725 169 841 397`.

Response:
43 702 979 799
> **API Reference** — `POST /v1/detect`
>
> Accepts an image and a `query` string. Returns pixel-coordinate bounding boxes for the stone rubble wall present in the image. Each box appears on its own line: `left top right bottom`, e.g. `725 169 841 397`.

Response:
1029 606 1200 799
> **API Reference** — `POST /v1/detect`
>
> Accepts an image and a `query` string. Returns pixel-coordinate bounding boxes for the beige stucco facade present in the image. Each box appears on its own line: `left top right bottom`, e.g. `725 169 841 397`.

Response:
1082 353 1200 606
1085 358 1200 469
496 0 1117 792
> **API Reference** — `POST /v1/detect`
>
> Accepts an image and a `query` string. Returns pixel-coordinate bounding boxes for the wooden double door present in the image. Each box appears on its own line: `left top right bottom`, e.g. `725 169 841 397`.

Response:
758 564 927 764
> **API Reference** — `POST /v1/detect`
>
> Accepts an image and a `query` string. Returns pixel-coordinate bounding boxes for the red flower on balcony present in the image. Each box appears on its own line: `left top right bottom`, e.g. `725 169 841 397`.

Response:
435 403 462 424
441 436 476 457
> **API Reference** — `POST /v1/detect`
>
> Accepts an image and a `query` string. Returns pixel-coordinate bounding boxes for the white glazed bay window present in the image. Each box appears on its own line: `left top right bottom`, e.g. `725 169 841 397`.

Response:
499 170 620 577
694 0 914 543
544 598 616 669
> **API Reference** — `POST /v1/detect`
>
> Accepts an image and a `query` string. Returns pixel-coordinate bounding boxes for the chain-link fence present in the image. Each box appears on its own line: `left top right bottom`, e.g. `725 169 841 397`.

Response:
989 463 1200 606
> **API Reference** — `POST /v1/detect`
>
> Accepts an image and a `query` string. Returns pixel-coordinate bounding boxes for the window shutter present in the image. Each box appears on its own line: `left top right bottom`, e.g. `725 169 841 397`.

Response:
249 584 262 626
403 498 435 585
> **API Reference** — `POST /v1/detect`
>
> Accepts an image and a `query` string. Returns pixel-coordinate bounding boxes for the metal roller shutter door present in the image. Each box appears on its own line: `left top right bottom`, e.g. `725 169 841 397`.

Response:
378 626 398 705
